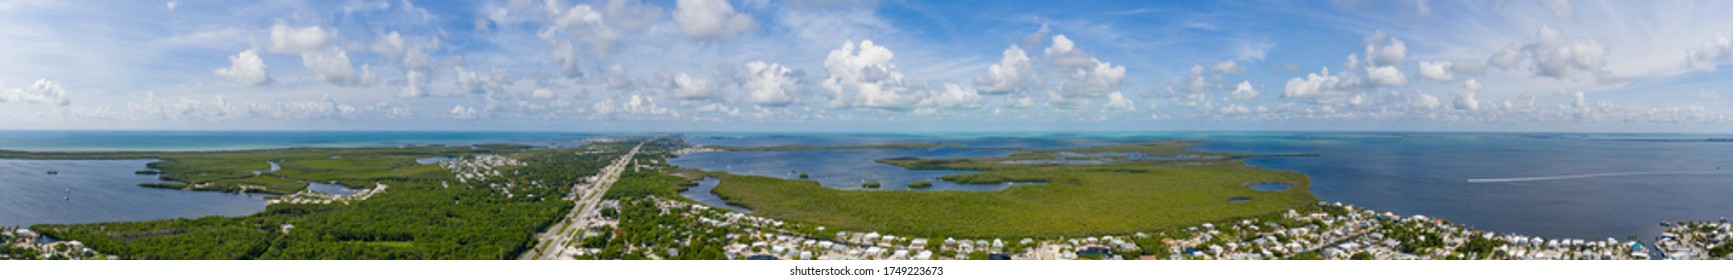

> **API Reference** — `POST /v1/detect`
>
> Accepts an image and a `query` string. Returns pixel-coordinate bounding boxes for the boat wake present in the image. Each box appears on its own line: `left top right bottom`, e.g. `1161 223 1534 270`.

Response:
1467 170 1733 183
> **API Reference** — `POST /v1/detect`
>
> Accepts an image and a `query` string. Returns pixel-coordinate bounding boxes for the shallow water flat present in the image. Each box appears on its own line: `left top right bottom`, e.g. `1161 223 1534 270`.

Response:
669 147 1018 191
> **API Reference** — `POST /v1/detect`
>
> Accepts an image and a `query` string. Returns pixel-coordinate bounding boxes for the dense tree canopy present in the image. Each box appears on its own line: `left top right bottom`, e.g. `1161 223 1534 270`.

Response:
28 141 657 259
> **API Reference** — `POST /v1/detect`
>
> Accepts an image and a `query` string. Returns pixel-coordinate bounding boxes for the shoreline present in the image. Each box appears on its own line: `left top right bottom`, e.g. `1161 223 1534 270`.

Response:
4 135 1730 259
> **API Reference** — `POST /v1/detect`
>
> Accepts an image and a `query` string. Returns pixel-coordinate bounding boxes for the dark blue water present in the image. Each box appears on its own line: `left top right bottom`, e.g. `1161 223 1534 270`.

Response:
669 147 1018 191
680 177 752 213
0 159 267 227
1190 134 1733 241
305 182 358 196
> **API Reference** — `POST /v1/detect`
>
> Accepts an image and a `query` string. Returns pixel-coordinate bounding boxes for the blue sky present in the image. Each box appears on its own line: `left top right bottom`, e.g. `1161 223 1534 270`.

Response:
2 0 1732 132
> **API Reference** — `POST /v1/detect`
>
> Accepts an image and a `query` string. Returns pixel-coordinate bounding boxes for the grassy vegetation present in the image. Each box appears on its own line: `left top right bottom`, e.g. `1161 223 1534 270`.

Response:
670 168 729 180
604 171 700 200
908 180 933 188
18 139 677 259
708 142 950 151
709 141 1315 238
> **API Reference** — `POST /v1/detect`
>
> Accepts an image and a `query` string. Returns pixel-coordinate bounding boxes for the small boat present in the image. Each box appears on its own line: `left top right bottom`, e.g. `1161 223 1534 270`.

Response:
47 171 59 175
64 196 70 201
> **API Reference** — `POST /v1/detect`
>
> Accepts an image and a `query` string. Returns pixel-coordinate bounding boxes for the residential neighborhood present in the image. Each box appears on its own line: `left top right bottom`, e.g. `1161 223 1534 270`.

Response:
574 199 1667 260
1655 220 1733 260
1 227 105 260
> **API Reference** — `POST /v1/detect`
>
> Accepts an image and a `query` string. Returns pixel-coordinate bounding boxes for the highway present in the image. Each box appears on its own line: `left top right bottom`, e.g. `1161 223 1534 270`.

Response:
521 142 641 260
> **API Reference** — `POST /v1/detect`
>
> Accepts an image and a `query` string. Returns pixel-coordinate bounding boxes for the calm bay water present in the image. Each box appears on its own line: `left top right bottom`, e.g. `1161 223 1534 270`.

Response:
669 147 1017 191
0 159 267 228
1191 134 1733 242
682 177 752 213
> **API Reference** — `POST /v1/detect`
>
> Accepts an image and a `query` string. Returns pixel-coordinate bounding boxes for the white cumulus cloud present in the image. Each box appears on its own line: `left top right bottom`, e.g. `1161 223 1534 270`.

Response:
269 23 370 87
744 61 801 106
1231 80 1259 100
450 105 479 119
1363 31 1407 67
453 66 504 96
1044 35 1126 98
268 23 331 53
541 4 621 57
1365 65 1408 86
400 70 428 98
622 94 674 116
214 49 270 85
297 50 369 87
919 83 983 110
1524 25 1607 79
671 73 717 100
822 40 922 110
673 0 758 41
1 79 70 107
1102 91 1135 111
1412 93 1441 110
1418 60 1454 81
1685 32 1733 72
1284 67 1362 103
974 44 1036 94
370 31 406 57
1417 59 1484 82
1179 64 1211 95
1455 80 1482 111
1488 47 1523 70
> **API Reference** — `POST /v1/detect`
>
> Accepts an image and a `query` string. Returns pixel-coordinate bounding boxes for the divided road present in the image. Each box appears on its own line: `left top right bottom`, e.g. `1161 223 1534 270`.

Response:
522 142 642 260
